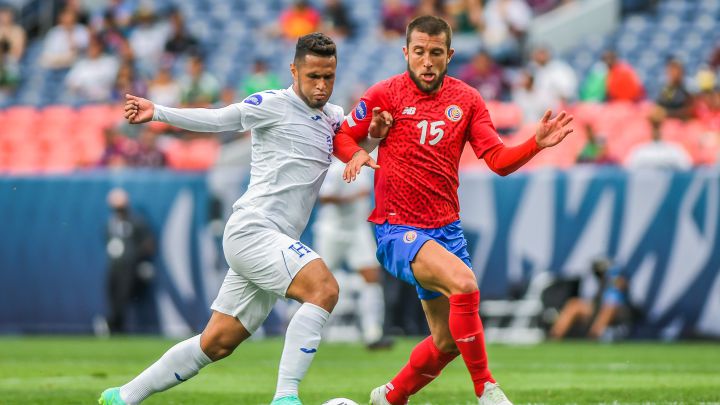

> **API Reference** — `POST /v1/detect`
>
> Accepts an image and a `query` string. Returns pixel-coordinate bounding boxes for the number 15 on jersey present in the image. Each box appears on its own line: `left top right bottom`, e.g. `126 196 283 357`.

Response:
417 120 445 145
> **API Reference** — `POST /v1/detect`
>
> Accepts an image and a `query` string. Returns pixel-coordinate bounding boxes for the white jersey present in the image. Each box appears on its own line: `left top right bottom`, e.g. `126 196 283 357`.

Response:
315 157 373 232
154 87 345 239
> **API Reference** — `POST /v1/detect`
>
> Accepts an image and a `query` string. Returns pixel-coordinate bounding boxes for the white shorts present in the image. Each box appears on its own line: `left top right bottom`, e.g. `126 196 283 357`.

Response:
314 223 379 271
211 212 320 333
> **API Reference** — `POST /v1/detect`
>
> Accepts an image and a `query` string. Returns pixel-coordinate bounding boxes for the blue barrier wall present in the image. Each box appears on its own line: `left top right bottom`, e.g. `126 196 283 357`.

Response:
1 168 718 338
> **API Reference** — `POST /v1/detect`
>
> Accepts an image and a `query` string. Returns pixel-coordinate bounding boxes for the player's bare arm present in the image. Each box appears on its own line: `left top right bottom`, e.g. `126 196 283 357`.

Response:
124 94 155 124
535 109 574 148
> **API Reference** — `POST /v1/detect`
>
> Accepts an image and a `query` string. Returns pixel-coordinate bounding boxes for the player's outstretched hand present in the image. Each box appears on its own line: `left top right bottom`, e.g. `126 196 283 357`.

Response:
124 94 155 124
535 109 574 148
368 107 393 139
343 149 380 183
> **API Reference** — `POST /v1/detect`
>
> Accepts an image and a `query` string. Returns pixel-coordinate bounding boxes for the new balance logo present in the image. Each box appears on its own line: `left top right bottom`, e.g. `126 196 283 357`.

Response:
402 107 416 115
456 336 476 343
300 347 317 354
421 373 439 378
174 372 188 382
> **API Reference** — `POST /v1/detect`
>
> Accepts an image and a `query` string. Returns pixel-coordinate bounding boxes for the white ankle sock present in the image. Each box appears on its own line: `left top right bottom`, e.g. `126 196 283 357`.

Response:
359 282 385 344
274 303 330 399
120 334 212 404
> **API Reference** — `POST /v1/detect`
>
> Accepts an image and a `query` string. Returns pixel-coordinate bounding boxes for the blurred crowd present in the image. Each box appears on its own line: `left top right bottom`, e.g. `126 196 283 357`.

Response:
0 0 719 171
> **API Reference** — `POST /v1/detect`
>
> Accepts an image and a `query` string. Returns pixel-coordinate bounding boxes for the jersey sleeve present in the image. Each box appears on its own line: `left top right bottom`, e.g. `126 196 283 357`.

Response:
333 81 389 162
153 92 286 133
467 93 504 158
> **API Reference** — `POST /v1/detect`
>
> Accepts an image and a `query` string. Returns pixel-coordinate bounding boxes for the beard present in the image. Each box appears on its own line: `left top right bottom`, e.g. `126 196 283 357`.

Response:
407 63 447 94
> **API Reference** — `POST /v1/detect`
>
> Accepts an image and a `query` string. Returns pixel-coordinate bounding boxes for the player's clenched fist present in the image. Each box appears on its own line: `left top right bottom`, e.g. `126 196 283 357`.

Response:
124 94 155 124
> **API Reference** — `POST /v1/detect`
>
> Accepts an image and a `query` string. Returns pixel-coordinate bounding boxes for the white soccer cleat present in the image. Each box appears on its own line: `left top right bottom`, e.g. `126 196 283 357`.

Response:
477 382 512 405
369 385 392 405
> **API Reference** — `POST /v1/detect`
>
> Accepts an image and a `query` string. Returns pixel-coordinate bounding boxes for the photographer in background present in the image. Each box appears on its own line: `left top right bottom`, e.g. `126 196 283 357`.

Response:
104 188 156 334
549 258 633 341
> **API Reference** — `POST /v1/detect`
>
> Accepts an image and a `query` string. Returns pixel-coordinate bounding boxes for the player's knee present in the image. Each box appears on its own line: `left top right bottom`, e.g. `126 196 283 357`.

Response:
450 275 479 295
201 332 239 361
308 277 339 312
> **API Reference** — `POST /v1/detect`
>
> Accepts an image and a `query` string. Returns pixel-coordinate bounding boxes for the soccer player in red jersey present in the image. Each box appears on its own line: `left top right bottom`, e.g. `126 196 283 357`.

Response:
333 16 574 405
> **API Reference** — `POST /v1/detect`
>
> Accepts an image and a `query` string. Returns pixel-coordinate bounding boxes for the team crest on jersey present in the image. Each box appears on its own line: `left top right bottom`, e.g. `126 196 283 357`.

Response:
243 94 263 106
445 105 463 122
354 100 368 120
403 231 418 244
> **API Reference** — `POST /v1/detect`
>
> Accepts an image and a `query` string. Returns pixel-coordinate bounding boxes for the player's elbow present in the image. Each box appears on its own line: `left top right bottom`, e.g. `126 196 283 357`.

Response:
490 166 514 177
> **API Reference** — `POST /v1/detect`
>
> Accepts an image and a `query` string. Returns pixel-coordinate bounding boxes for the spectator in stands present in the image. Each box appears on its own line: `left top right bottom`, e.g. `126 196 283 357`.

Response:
446 0 482 34
94 10 132 60
513 70 556 123
602 50 644 102
656 58 692 120
0 6 26 62
128 124 167 168
41 8 89 69
147 65 182 107
179 54 220 107
322 0 354 40
164 8 200 61
100 125 133 168
279 0 321 40
65 36 120 103
0 36 19 103
415 0 448 19
576 124 615 165
530 45 578 106
457 49 505 101
579 61 607 102
113 61 147 102
693 68 720 132
626 111 692 170
92 0 135 35
128 8 170 77
382 0 414 39
238 59 281 98
105 187 156 334
550 258 632 341
481 0 532 64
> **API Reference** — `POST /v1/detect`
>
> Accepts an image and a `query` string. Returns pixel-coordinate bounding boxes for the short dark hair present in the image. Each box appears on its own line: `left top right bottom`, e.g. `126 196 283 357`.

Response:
406 15 452 49
294 32 337 64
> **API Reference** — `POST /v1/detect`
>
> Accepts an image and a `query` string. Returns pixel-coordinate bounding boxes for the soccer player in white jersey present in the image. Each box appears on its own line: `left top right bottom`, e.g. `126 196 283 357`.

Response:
99 33 347 405
313 157 392 349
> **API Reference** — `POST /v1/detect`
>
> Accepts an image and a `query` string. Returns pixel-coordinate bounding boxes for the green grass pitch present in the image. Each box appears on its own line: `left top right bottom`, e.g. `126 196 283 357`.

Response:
0 337 718 404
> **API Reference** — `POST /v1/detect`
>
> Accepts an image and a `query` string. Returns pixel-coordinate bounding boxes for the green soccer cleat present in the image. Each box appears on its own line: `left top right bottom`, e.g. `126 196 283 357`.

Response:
270 395 303 405
98 387 127 405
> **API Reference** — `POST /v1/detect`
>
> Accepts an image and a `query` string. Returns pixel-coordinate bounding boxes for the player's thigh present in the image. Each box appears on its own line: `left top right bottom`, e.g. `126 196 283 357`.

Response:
411 240 478 296
210 269 279 335
223 228 319 298
286 258 339 312
421 296 457 353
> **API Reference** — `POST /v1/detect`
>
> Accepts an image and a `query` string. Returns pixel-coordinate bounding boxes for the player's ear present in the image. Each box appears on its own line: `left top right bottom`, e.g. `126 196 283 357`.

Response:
447 48 455 62
290 63 298 82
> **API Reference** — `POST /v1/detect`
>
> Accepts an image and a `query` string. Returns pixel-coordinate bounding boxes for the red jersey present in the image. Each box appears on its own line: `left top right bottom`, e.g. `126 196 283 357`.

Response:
335 72 504 228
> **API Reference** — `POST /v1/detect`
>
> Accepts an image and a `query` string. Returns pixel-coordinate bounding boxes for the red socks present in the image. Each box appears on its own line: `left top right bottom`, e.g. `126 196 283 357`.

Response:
448 291 494 396
385 336 458 404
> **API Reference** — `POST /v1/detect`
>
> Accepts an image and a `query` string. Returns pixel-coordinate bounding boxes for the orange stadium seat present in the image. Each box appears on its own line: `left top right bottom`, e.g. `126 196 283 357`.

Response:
487 102 523 130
